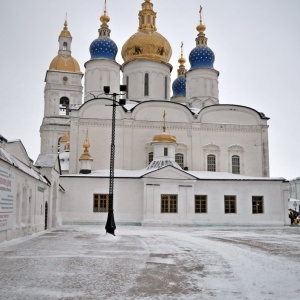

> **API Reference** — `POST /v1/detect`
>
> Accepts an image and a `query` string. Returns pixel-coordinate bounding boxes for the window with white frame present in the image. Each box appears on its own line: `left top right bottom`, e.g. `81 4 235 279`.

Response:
228 145 244 174
175 153 184 168
232 155 240 174
207 154 216 172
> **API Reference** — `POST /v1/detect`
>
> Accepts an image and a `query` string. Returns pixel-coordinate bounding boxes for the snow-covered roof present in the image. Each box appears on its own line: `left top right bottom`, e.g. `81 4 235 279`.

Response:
35 154 59 168
62 165 286 182
0 148 48 183
124 100 139 111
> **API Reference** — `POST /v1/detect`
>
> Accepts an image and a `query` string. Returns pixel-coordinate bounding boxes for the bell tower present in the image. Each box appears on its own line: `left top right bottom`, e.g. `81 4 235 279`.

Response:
40 19 83 155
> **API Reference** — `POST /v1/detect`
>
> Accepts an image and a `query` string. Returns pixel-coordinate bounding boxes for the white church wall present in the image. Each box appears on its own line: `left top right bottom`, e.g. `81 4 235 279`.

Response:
57 170 288 227
59 177 144 225
132 102 192 123
192 180 287 225
198 106 264 125
123 60 171 101
0 161 49 243
84 60 120 102
186 69 219 104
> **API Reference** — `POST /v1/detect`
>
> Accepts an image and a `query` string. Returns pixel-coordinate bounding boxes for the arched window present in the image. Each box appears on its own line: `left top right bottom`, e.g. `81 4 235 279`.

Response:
207 154 216 172
63 42 67 51
59 97 70 115
232 155 240 174
175 153 184 168
148 152 153 164
164 76 167 99
144 73 149 96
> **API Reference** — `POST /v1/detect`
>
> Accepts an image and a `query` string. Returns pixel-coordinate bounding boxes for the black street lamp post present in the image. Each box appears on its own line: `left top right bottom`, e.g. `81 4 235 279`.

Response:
104 85 126 236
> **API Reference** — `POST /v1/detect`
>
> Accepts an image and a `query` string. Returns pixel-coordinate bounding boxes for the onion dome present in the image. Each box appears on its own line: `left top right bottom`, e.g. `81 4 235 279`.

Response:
49 55 81 72
152 111 177 143
89 6 118 61
172 43 187 97
189 6 215 70
121 0 172 66
60 133 69 143
49 20 81 73
152 132 177 143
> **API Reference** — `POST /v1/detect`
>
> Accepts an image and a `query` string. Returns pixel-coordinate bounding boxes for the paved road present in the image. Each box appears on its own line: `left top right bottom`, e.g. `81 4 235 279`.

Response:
0 226 299 300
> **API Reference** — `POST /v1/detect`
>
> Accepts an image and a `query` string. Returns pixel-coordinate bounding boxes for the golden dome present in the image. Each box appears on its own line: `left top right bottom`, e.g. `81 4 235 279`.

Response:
49 54 81 73
60 133 69 143
121 0 172 66
152 132 177 144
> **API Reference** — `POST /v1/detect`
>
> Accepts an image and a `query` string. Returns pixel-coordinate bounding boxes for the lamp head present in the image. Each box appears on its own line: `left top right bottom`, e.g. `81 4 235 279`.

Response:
104 86 110 94
120 85 127 92
119 99 126 106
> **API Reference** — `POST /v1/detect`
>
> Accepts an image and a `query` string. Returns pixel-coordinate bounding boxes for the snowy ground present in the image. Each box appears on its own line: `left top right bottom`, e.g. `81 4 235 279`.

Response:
0 226 299 300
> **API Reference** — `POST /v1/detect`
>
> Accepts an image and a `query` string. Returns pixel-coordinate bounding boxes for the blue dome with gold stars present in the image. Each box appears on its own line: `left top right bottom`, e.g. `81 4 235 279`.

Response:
172 77 186 97
189 45 215 70
89 37 118 60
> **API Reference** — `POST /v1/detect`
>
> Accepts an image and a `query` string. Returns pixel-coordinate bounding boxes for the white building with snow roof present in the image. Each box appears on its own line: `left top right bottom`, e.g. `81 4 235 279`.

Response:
35 1 290 227
0 136 61 242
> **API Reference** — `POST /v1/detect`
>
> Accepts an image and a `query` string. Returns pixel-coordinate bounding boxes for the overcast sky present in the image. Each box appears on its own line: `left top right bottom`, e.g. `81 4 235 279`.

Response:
0 0 299 180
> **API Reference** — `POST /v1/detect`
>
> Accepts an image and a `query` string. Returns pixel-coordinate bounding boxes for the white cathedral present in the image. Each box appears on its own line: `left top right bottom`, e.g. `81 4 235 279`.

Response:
0 1 291 241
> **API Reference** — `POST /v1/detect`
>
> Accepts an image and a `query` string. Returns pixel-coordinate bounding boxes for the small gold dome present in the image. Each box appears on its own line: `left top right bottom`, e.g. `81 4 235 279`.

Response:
60 20 71 38
196 22 206 35
121 0 172 66
49 55 81 73
100 10 110 26
152 132 177 144
60 133 69 143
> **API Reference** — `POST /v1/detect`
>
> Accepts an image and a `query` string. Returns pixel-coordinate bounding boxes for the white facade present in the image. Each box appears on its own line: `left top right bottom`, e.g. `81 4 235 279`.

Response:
59 168 288 226
186 68 219 107
122 60 171 101
35 1 289 228
84 59 120 102
0 137 61 243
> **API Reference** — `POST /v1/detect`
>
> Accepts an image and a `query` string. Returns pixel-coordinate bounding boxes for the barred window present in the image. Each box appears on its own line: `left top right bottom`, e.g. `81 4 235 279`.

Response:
93 194 109 213
161 194 178 213
164 148 168 156
252 196 264 214
232 155 240 174
175 153 184 168
195 195 207 213
148 152 153 164
224 195 236 213
207 154 216 172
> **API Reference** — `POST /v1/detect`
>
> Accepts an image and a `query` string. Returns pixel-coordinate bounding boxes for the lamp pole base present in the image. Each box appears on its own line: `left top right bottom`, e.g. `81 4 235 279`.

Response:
105 210 116 236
